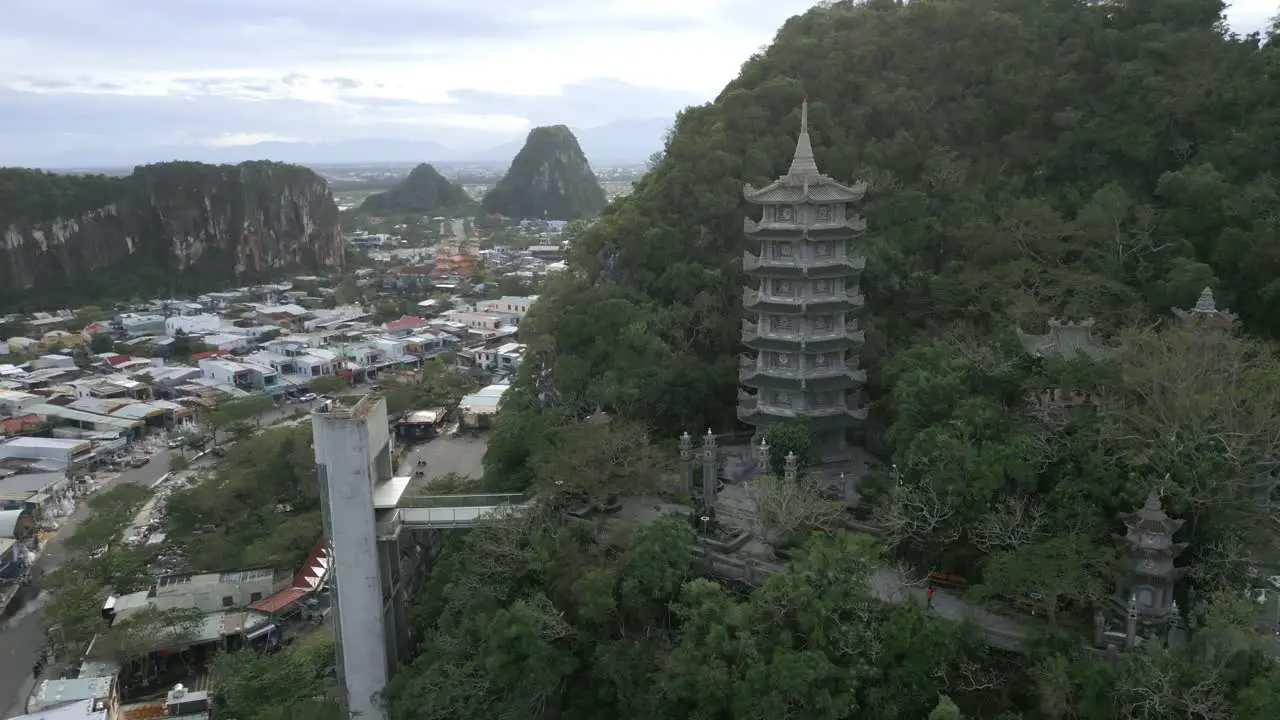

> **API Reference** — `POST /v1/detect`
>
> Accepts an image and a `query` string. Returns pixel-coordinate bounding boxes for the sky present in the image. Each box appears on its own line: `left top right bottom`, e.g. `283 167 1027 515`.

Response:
0 0 1275 166
0 0 819 165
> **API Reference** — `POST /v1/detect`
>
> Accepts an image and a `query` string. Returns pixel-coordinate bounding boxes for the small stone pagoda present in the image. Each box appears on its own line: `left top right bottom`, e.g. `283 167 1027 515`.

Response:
737 100 870 462
1173 286 1237 335
1114 489 1187 621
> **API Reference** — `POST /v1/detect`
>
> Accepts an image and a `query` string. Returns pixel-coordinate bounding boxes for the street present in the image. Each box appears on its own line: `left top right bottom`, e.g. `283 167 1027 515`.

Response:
0 453 173 719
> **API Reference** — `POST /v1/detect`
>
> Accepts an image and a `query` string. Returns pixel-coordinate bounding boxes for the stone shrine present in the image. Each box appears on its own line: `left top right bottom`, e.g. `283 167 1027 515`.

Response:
1173 286 1237 336
1016 318 1120 361
737 100 870 462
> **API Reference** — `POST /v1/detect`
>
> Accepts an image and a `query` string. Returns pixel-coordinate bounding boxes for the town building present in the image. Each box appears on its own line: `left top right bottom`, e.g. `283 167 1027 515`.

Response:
736 100 870 461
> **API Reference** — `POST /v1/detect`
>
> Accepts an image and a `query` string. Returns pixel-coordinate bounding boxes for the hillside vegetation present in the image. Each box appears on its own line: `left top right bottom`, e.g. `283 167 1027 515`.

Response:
405 1 1280 718
481 125 607 221
357 163 475 216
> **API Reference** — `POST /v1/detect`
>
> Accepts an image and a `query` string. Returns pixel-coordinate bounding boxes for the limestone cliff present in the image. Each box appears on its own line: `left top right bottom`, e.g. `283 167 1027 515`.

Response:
0 161 344 310
481 125 607 221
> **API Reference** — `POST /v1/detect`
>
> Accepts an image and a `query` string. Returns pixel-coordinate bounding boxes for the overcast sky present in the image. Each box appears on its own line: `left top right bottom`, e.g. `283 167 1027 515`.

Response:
0 0 1275 165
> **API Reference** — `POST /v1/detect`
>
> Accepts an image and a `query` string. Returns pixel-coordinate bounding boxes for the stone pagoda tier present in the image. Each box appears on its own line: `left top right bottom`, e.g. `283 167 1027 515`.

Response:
1114 489 1187 621
736 100 869 461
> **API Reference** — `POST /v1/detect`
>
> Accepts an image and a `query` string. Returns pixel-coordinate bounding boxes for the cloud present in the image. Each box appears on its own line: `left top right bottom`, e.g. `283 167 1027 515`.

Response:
0 0 1271 166
0 0 819 165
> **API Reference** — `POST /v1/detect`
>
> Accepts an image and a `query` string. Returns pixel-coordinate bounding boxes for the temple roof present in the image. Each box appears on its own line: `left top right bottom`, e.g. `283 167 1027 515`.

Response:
744 100 867 205
1016 318 1120 361
1121 489 1186 536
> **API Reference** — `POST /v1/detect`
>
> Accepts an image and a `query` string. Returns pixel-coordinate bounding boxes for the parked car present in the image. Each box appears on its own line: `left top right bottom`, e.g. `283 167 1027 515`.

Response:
128 456 150 468
299 393 318 403
167 439 184 449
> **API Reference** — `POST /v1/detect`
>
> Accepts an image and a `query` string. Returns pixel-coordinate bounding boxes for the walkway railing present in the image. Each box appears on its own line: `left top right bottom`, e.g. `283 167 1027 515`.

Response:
398 492 530 509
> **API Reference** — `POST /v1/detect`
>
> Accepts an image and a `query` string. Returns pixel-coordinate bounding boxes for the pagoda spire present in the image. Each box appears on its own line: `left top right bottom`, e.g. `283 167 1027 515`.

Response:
787 99 820 178
1193 286 1217 313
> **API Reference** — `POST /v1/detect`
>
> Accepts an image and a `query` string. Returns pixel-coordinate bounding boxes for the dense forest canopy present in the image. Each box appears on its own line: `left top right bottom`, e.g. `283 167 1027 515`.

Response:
357 163 475 216
481 125 608 221
426 0 1280 717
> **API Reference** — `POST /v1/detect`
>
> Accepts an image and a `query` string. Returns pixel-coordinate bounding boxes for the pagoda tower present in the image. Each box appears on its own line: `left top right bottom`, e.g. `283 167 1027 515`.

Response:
1114 489 1187 621
737 101 869 461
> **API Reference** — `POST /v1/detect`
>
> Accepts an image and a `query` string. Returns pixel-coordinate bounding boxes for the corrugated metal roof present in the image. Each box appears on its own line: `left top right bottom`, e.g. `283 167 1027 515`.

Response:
0 508 25 537
26 404 142 430
30 677 113 712
109 403 167 420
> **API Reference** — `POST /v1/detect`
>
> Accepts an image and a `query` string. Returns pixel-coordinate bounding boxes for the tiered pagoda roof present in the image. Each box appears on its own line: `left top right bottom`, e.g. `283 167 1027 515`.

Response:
743 101 868 205
1173 286 1237 332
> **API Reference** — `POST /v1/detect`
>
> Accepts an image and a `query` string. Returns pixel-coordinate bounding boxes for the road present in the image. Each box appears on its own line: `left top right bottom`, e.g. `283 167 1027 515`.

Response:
0 453 173 719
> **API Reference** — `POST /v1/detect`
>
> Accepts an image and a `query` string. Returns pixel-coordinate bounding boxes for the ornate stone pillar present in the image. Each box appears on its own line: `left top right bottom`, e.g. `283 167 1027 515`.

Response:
784 451 798 483
701 429 718 509
1166 601 1188 649
758 437 772 476
1124 593 1139 650
679 431 694 498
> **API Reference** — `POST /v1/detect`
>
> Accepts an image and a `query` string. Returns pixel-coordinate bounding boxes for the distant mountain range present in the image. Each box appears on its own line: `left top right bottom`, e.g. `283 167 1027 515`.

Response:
34 117 671 170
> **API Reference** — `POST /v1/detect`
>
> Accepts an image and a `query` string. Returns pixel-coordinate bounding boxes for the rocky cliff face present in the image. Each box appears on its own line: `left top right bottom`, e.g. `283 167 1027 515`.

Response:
0 161 343 310
481 125 607 221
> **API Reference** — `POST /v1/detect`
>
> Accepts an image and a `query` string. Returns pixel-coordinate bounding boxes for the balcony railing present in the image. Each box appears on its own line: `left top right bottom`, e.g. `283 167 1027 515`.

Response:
743 287 865 309
739 364 866 384
742 321 865 346
736 391 867 419
744 217 868 234
743 251 867 273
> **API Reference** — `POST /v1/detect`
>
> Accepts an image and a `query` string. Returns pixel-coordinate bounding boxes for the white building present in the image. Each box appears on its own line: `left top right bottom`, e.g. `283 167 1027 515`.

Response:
470 343 526 374
475 295 538 319
166 314 222 336
0 436 94 468
441 310 516 332
0 389 42 417
198 358 281 393
201 333 254 352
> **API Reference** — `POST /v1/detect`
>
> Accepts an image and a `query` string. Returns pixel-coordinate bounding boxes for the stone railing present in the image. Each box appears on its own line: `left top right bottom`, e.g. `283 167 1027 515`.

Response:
743 250 866 273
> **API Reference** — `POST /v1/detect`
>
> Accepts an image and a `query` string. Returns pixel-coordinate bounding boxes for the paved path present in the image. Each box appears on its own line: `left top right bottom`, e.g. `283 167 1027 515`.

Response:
400 433 488 491
0 453 172 719
865 567 1034 651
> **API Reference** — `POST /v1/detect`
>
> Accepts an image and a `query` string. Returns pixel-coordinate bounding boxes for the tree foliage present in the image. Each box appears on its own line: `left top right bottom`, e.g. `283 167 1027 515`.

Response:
212 631 341 720
164 425 322 572
456 1 1280 716
384 514 990 719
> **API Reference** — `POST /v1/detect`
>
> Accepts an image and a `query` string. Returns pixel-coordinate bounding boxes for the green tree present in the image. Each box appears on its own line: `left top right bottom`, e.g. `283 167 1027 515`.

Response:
205 396 275 444
212 631 341 720
308 374 347 394
165 425 321 572
88 332 115 354
929 695 963 720
761 417 818 475
972 534 1118 625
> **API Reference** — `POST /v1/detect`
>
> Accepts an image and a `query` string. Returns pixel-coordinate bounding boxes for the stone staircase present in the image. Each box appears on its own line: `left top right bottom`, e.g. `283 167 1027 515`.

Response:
714 484 759 532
